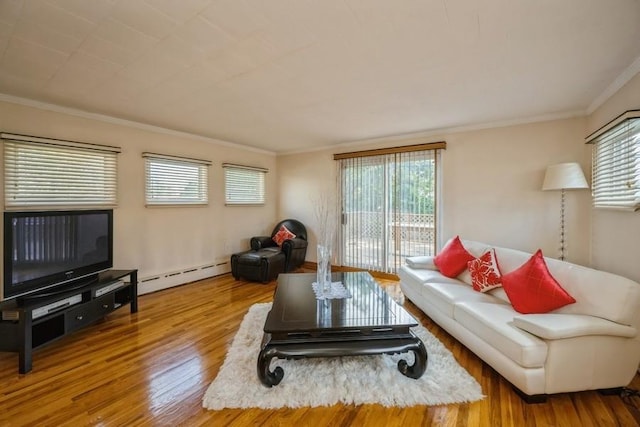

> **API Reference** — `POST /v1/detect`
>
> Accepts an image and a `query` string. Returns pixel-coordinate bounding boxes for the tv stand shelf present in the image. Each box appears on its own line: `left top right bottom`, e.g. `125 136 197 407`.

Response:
0 269 137 374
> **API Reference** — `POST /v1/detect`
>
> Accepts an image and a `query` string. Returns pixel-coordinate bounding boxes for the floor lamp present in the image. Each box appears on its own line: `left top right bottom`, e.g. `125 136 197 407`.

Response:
542 162 589 261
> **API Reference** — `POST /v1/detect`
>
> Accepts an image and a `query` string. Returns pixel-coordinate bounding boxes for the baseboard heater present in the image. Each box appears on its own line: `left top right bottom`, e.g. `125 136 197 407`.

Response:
139 259 231 295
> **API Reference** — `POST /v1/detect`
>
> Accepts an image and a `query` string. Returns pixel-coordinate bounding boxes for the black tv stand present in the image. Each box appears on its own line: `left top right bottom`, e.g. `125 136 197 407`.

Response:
0 269 138 374
16 275 100 304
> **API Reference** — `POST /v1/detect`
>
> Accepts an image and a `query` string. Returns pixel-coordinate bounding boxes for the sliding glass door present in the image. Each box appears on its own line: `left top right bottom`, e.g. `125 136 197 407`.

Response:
338 148 439 274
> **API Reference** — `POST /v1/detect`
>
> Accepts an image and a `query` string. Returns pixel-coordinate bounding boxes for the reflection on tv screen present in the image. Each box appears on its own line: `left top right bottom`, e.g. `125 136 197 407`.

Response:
10 213 109 286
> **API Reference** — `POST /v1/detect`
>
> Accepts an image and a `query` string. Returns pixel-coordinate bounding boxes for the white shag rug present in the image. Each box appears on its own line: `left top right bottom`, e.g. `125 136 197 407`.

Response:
202 303 484 410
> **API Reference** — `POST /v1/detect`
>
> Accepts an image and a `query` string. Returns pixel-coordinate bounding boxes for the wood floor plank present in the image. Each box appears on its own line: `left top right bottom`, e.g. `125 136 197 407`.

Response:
1 272 639 426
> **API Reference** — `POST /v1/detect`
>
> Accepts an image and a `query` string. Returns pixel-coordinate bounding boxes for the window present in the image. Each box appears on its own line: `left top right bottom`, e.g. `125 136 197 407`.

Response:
335 142 444 274
223 163 267 206
2 133 120 209
587 110 640 210
143 153 210 206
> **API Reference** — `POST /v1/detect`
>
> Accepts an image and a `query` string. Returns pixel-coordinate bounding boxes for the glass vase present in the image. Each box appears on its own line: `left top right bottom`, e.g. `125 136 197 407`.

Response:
317 244 332 297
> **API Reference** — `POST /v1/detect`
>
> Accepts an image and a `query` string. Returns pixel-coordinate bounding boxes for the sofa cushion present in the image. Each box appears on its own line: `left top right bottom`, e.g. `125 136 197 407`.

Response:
468 249 502 292
542 256 640 326
500 250 575 314
434 236 475 278
398 265 463 287
405 255 437 270
421 282 507 318
488 243 640 325
487 287 511 303
454 301 548 368
513 314 636 340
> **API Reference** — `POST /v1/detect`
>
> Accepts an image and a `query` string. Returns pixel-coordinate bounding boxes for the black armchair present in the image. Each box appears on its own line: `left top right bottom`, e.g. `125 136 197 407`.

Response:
231 219 308 282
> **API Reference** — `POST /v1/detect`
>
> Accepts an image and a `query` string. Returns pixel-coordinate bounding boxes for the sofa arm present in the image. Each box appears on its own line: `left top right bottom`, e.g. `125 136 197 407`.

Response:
405 255 437 270
281 237 308 252
251 236 276 250
513 314 636 340
282 238 308 272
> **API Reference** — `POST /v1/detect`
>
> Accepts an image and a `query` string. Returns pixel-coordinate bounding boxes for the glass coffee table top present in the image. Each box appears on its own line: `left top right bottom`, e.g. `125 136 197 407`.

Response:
265 271 418 335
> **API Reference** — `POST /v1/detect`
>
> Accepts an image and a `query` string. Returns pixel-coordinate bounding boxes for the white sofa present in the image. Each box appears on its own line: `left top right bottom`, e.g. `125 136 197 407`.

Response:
399 239 640 401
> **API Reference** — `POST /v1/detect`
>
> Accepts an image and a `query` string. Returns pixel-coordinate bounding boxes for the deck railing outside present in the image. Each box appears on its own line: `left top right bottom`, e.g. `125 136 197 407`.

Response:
342 211 435 273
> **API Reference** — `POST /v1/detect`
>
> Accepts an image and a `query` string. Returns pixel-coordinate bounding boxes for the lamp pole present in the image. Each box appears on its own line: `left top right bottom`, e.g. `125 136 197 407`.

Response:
559 188 566 261
542 162 589 262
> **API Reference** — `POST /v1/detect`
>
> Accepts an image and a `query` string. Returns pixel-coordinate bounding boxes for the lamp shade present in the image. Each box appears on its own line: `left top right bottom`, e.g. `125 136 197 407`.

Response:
542 162 589 191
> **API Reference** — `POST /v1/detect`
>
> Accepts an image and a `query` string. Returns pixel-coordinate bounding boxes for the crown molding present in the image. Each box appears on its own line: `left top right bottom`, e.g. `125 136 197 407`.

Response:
281 109 586 156
587 54 640 115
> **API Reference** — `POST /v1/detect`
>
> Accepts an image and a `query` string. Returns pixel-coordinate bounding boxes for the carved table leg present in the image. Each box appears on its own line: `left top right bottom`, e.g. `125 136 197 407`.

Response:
257 346 284 387
256 332 428 386
397 335 428 379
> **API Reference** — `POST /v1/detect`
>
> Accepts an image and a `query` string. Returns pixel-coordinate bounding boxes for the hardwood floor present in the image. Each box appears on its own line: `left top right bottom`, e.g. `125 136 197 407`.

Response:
1 272 640 426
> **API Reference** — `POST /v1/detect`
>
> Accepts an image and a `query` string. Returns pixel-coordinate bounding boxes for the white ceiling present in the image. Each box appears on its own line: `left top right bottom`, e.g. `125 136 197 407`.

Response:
1 0 639 153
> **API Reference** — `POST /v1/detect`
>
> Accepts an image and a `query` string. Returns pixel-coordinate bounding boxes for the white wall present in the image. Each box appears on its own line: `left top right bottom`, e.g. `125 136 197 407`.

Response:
587 71 640 282
278 117 592 267
0 100 277 293
277 149 337 262
441 118 590 264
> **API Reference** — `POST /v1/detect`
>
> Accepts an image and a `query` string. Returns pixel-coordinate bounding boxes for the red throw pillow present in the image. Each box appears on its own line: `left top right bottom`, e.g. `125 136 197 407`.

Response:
273 225 296 246
500 249 575 314
468 249 502 292
434 236 475 278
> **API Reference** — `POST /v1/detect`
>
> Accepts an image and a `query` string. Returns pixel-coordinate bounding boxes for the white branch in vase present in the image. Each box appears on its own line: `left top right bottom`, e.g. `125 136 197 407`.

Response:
312 192 337 249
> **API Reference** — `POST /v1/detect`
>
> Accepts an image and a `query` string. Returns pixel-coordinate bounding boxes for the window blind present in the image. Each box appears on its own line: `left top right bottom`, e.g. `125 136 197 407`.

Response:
337 148 439 274
223 163 267 206
143 153 210 206
588 112 640 210
2 133 120 209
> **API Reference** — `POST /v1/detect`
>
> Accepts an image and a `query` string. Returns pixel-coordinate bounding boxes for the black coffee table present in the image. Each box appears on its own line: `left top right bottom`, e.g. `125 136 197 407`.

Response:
257 271 428 387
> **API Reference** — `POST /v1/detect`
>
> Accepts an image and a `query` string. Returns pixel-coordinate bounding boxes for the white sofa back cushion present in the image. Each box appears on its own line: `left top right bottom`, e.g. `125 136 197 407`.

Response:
545 257 640 326
461 240 640 326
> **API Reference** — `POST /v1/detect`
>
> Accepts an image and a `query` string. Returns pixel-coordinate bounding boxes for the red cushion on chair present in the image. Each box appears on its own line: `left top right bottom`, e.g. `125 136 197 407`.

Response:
500 249 575 314
434 236 475 278
468 249 502 292
273 225 296 246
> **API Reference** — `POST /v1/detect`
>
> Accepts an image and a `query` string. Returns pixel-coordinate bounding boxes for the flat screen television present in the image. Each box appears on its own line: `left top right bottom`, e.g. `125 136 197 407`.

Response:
3 209 113 302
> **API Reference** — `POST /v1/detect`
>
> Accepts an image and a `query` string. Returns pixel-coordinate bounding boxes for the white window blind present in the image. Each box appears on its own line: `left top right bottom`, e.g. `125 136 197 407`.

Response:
2 133 120 209
587 111 640 210
143 153 210 206
223 163 267 206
